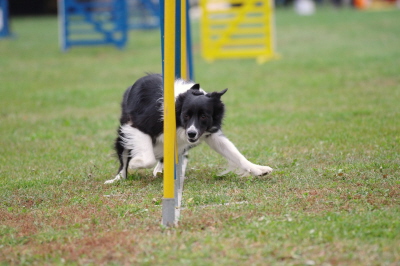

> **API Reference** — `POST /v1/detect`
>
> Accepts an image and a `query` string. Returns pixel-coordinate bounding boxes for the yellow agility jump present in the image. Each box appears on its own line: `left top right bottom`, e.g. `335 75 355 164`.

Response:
200 0 279 64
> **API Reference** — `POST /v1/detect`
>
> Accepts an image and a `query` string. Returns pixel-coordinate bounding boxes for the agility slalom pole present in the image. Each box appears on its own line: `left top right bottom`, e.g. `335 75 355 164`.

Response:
162 0 176 226
185 0 194 81
174 0 192 81
180 0 188 80
180 0 194 81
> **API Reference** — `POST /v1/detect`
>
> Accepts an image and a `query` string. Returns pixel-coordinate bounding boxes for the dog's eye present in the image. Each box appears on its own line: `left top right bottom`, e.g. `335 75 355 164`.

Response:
200 114 207 120
184 114 190 120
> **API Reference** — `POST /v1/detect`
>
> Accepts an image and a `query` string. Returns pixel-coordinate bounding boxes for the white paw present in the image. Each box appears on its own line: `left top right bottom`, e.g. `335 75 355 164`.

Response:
104 173 124 184
152 162 163 177
249 165 273 176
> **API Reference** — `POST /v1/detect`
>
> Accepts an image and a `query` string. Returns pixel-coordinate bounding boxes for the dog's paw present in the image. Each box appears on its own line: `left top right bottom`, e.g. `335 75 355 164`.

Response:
153 171 163 178
249 165 273 176
104 173 124 184
218 163 273 178
152 162 163 177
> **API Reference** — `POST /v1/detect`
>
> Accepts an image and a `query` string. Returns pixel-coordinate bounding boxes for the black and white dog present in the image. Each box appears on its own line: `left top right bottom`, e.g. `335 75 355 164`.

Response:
104 74 272 184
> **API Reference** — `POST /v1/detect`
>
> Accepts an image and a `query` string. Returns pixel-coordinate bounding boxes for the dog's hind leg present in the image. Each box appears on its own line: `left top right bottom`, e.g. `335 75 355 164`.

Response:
205 130 273 177
105 125 157 184
105 133 132 184
126 128 157 171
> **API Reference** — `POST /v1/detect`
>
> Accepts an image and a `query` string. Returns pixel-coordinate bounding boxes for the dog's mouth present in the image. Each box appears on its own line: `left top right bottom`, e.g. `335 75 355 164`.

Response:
188 137 199 144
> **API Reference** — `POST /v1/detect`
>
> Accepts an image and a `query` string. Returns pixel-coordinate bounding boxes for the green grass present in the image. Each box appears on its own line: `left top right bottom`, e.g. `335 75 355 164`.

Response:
1 8 399 265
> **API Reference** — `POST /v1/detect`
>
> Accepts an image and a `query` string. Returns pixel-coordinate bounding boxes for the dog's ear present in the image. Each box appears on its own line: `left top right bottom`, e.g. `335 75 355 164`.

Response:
190 84 200 91
218 88 228 96
192 90 204 96
209 88 228 99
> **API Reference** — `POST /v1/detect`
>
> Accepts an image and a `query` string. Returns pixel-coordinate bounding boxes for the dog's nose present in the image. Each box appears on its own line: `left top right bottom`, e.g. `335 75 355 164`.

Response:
187 131 197 139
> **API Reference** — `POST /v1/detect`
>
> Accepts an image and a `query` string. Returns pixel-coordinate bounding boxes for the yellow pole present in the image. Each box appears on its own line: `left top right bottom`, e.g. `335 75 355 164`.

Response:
181 0 188 80
163 0 176 199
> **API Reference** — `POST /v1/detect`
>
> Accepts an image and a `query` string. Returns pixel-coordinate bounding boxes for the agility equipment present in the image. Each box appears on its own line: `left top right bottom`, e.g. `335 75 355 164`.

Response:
58 0 128 51
0 0 11 38
200 0 279 63
161 0 193 226
128 0 160 29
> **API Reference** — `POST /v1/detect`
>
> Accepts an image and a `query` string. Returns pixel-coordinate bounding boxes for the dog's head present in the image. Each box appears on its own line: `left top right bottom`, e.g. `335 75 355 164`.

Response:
176 84 227 144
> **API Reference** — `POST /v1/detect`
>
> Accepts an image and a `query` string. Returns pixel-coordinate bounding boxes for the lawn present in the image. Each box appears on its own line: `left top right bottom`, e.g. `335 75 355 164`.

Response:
1 7 399 265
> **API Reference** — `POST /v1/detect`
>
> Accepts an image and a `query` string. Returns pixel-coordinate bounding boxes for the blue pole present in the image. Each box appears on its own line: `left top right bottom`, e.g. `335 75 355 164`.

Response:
185 0 194 81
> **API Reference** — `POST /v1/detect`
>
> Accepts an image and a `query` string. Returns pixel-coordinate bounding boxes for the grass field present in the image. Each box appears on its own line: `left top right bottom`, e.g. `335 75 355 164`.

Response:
1 7 400 265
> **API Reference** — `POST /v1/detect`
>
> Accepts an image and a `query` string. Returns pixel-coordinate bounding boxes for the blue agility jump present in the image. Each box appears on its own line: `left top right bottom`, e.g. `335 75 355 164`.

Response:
0 0 11 38
58 0 128 51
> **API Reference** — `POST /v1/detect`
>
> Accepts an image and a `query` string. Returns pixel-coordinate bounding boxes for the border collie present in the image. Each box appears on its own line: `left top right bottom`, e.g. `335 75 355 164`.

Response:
104 74 272 184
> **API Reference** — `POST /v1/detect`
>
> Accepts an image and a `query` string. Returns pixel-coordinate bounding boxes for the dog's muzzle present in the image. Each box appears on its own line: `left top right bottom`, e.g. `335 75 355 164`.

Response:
187 130 198 143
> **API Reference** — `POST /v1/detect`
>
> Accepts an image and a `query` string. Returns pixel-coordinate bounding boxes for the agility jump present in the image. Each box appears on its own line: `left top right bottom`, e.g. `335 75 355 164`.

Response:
200 0 279 63
58 0 128 51
0 0 11 38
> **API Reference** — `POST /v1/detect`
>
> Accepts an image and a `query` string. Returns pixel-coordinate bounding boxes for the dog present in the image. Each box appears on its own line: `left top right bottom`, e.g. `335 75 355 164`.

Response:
104 73 272 184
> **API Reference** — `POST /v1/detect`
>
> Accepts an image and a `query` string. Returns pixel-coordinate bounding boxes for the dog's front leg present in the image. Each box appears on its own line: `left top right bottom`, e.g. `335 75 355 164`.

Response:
180 151 189 178
152 152 189 178
153 161 163 177
205 131 273 177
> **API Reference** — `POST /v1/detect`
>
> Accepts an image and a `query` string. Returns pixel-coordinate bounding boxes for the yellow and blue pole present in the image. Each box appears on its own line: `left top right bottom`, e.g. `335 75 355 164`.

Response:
162 0 176 226
161 0 193 226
